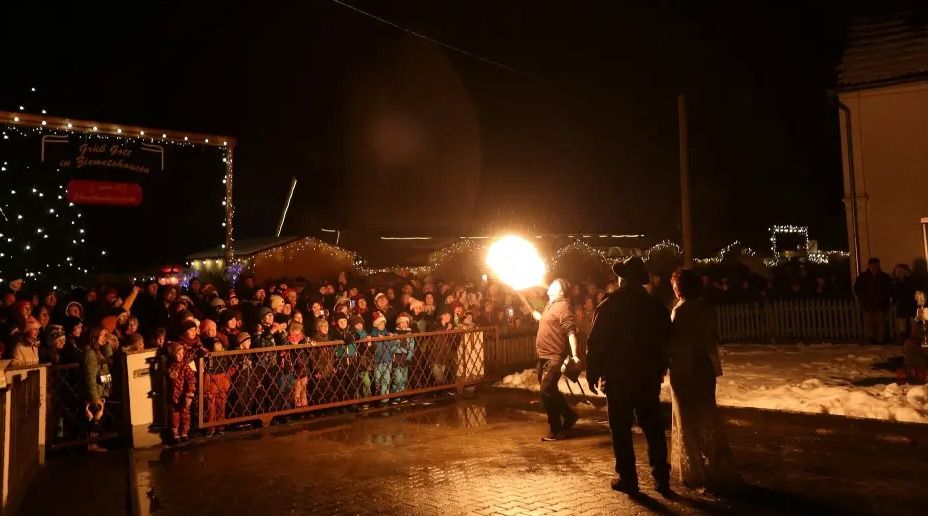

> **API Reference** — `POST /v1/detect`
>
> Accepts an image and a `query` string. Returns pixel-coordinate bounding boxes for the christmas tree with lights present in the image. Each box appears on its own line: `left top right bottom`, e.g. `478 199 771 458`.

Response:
0 124 92 286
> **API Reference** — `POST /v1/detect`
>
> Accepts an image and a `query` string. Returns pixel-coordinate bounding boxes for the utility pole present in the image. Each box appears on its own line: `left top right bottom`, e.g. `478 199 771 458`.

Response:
678 94 693 267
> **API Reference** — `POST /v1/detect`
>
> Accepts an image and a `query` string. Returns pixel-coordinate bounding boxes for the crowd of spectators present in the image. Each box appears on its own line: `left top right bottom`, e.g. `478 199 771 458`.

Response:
1 254 920 446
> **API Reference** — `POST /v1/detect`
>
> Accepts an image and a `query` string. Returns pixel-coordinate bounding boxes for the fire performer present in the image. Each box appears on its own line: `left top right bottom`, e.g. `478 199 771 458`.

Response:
533 278 580 441
485 236 578 441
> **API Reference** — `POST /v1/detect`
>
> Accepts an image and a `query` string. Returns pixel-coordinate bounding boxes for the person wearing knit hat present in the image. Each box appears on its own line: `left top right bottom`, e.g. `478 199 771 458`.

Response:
269 294 285 313
390 313 416 401
257 306 274 325
41 324 68 364
231 332 258 414
394 312 411 329
371 311 387 329
349 314 373 407
369 310 393 404
236 332 252 349
373 293 397 330
10 317 41 367
65 301 84 320
62 316 84 364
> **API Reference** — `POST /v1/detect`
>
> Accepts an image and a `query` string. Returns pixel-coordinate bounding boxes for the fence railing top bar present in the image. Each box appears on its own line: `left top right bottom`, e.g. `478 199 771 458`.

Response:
207 326 496 357
5 363 51 373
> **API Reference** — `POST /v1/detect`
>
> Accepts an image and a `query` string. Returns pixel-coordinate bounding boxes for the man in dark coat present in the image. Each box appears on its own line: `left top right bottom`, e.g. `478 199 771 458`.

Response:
854 257 893 344
587 256 672 496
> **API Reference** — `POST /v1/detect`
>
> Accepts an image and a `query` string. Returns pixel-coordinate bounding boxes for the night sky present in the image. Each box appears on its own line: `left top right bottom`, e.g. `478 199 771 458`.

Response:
2 1 860 266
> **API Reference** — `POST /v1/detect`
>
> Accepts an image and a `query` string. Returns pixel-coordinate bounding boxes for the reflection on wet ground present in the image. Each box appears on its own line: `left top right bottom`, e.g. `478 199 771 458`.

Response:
131 389 927 515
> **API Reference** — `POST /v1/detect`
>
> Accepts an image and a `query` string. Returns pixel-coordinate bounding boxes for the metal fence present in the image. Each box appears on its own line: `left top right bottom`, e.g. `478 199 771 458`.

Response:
46 364 121 449
717 298 864 343
484 333 536 375
197 327 495 428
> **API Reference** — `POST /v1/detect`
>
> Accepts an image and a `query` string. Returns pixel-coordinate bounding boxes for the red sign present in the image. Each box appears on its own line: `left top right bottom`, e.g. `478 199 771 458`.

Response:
66 180 143 206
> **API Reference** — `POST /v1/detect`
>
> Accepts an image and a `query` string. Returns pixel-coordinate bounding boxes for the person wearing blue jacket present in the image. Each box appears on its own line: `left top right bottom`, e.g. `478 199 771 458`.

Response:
369 311 394 403
391 312 416 403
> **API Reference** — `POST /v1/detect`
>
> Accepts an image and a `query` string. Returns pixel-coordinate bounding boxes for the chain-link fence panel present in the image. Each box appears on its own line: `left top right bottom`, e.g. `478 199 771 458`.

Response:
47 364 120 449
197 327 497 428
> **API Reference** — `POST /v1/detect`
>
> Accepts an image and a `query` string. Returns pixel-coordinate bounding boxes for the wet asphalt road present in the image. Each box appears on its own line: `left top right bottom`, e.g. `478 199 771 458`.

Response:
125 388 928 516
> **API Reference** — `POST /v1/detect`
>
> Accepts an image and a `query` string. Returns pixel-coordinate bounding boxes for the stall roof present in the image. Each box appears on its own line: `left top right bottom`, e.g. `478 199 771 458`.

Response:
187 236 299 260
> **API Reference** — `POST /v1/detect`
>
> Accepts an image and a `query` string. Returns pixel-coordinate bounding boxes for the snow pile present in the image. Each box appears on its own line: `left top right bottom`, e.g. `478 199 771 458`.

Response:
497 344 928 424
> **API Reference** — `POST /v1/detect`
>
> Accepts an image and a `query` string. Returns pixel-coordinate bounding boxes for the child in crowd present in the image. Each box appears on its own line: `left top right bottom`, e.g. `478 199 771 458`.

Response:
369 311 393 404
391 313 416 403
288 322 310 408
351 315 373 408
166 342 196 443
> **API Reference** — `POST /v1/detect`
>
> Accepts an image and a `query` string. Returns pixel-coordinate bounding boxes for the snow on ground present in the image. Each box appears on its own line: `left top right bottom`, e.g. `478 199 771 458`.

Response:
497 344 928 424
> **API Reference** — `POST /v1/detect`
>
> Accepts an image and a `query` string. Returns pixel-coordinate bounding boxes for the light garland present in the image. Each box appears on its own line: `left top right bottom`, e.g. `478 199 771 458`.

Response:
769 225 809 257
186 231 853 285
547 238 611 270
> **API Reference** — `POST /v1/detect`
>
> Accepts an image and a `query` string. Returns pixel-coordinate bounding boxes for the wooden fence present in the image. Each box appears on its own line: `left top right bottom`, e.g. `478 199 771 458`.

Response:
717 298 864 343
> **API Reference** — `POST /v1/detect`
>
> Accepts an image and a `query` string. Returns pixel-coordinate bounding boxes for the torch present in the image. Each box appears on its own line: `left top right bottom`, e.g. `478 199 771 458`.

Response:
485 235 547 317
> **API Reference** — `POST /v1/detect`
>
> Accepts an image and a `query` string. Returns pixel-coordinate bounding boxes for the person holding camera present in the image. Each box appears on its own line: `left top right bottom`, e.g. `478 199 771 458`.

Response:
82 325 113 453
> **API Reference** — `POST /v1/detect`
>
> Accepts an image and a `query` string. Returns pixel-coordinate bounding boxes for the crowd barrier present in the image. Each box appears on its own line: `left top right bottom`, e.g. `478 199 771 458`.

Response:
197 327 495 429
717 298 865 343
0 368 43 516
46 364 121 450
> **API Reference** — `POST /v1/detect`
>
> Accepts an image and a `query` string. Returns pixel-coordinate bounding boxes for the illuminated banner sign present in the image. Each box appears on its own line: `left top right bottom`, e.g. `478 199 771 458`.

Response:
41 135 163 205
66 179 143 206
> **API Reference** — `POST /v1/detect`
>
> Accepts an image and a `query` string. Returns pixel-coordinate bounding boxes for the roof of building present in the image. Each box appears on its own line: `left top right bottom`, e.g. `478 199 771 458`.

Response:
186 236 299 260
837 8 928 90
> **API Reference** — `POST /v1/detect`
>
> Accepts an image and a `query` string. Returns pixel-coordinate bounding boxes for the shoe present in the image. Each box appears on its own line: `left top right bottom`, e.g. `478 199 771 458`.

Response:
215 428 225 436
655 480 673 498
541 432 566 442
611 477 640 495
361 404 370 411
180 435 190 443
562 412 578 432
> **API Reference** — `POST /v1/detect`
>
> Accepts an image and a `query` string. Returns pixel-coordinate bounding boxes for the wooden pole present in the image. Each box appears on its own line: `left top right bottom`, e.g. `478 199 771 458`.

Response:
678 94 693 267
275 177 298 237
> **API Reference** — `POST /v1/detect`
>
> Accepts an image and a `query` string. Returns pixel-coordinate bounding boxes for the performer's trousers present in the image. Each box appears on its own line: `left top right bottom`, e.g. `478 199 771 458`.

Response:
537 359 575 434
605 378 669 485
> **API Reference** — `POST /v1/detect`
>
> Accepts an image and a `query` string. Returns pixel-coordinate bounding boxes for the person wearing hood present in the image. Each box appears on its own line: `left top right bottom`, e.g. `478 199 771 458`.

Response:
177 319 209 366
200 319 227 352
10 316 41 367
587 257 672 496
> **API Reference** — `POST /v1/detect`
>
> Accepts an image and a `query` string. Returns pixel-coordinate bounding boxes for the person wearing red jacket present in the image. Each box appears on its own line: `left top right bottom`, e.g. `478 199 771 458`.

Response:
166 342 197 443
